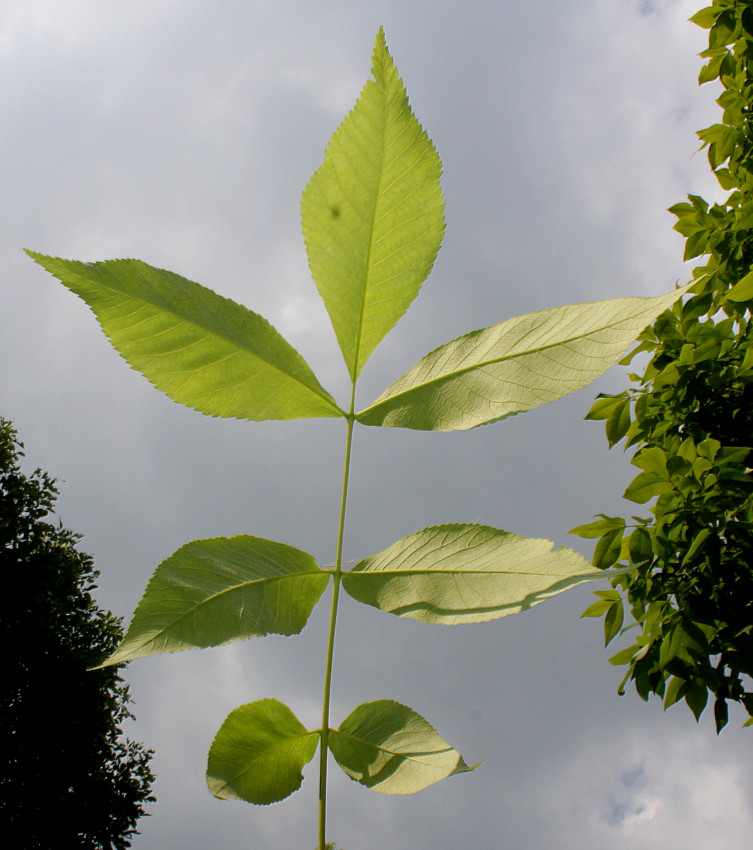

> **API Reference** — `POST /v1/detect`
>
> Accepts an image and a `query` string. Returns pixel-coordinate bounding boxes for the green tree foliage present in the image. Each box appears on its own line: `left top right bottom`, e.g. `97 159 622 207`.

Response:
26 30 684 849
0 418 154 848
574 0 753 733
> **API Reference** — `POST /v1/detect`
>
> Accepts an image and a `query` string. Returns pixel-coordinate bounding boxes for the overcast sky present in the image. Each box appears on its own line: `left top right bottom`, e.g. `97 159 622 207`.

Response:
3 1 751 848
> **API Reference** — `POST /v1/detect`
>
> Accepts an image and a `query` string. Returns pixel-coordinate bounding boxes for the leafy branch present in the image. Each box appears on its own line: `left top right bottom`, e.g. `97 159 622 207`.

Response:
574 0 753 733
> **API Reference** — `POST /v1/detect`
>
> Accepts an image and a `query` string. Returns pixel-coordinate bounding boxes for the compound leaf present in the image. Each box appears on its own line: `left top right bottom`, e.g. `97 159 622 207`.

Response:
207 699 319 804
342 523 612 624
328 699 472 794
301 27 444 380
98 535 329 667
26 252 343 421
357 288 688 431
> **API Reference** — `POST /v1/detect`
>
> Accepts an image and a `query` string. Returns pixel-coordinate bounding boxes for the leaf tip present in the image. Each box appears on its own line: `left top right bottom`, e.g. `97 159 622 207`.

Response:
371 24 394 81
24 248 47 264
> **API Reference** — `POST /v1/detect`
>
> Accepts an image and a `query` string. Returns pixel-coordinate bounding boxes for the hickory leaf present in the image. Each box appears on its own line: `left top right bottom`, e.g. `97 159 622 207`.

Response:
24 25 677 848
98 535 328 667
342 523 614 624
26 252 343 422
207 699 319 805
356 288 689 431
301 27 444 380
328 700 472 794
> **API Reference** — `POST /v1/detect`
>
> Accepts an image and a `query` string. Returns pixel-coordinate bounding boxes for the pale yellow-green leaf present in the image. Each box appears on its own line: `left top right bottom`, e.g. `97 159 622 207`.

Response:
98 535 328 667
343 523 615 624
27 252 342 421
328 700 473 794
207 700 319 804
301 27 444 380
357 288 689 431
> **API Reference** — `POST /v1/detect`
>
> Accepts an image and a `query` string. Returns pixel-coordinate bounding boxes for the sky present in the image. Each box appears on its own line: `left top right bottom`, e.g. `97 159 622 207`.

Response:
2 0 751 848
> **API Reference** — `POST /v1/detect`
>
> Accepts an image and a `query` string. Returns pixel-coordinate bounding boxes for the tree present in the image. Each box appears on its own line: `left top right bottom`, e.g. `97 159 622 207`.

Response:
575 0 753 733
0 418 154 848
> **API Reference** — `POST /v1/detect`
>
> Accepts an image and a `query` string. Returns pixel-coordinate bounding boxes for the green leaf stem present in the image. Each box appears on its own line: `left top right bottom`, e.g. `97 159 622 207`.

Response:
301 27 444 380
328 700 472 794
207 699 319 804
342 523 611 624
26 252 342 422
98 535 329 666
357 289 688 431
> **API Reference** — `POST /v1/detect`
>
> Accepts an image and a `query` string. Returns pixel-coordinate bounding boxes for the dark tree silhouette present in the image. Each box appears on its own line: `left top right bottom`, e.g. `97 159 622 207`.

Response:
0 418 154 849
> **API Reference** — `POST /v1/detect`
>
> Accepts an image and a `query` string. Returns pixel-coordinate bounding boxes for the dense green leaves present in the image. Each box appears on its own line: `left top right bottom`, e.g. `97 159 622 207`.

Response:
301 27 444 380
577 0 753 732
328 700 471 794
26 252 342 422
343 523 611 624
357 290 687 431
207 700 319 804
99 536 329 666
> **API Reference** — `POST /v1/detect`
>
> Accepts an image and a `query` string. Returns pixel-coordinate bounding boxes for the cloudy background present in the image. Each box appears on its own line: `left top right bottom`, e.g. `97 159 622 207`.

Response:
2 0 750 847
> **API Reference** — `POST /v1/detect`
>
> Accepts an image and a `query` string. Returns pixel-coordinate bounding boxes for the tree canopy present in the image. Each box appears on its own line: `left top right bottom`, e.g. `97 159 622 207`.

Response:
575 0 753 732
0 418 154 848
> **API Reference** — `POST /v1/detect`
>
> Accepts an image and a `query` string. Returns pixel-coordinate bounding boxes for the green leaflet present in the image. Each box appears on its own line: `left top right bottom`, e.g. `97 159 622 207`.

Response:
623 472 673 504
97 536 329 667
328 700 472 794
727 270 753 302
207 700 319 805
342 523 612 625
357 288 689 431
569 515 626 539
301 27 444 380
26 252 343 422
584 393 632 447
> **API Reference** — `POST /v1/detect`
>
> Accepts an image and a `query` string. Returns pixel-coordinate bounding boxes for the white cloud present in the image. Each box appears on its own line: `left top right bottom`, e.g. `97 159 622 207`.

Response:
526 722 753 850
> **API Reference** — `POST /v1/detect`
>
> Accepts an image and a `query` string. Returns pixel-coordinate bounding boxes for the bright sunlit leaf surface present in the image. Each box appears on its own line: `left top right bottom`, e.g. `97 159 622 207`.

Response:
26 252 342 421
207 699 319 805
328 699 471 794
99 535 329 666
357 288 689 431
301 27 444 380
342 523 609 624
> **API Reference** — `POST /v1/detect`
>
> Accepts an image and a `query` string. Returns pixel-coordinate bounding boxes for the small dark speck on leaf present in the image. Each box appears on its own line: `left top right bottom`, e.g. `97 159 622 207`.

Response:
331 205 341 218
